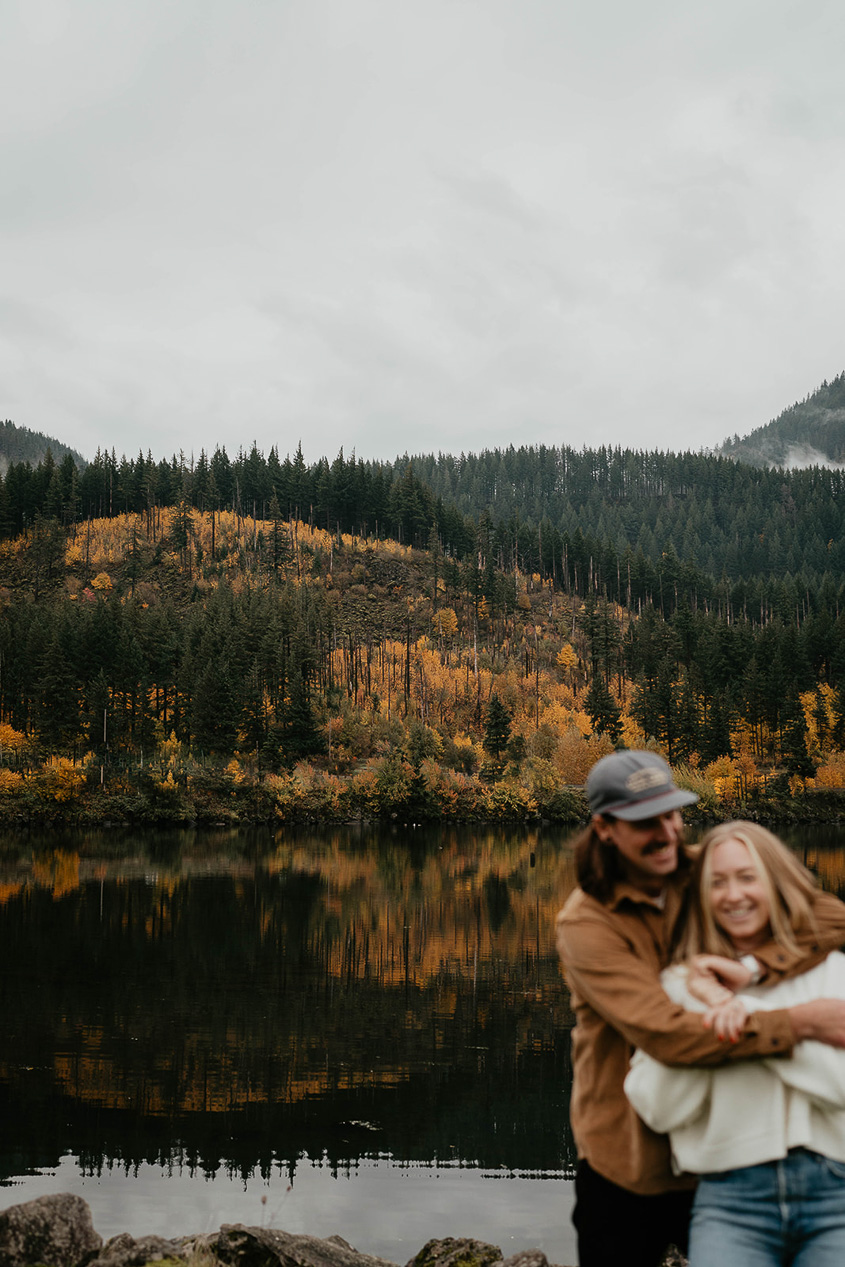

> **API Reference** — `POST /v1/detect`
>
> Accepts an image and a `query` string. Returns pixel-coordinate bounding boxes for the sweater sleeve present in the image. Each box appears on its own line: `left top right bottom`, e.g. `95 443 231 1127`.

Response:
624 1049 712 1132
759 953 845 1110
763 1041 845 1110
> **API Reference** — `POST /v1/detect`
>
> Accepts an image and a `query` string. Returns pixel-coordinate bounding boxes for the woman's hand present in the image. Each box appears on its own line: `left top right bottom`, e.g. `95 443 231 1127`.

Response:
702 996 749 1043
688 953 757 1003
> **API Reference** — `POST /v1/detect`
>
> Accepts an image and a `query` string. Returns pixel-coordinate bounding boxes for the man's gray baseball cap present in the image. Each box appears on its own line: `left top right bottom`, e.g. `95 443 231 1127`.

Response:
587 751 698 821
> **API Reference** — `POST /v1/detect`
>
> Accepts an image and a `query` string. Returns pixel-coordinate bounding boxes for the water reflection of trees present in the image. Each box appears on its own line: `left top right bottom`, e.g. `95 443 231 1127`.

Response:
0 827 577 1182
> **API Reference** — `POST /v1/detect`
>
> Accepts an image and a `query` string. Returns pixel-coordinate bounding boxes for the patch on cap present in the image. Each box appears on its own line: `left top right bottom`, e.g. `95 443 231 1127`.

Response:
625 768 667 794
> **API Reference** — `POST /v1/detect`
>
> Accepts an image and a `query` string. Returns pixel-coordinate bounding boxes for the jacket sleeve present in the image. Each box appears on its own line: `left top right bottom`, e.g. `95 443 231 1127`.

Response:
556 904 795 1067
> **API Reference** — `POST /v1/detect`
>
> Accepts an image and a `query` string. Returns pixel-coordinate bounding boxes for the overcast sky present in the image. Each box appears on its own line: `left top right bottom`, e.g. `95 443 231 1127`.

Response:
3 0 845 466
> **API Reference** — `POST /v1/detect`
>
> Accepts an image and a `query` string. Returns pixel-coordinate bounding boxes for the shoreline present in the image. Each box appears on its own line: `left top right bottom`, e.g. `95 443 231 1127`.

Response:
1 788 845 829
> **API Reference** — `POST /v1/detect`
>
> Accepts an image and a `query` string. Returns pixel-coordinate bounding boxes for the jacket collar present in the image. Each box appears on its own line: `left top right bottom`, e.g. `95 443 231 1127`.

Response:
607 870 689 913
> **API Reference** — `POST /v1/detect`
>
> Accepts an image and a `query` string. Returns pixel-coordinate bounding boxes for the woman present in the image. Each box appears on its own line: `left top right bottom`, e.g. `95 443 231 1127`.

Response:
625 821 845 1267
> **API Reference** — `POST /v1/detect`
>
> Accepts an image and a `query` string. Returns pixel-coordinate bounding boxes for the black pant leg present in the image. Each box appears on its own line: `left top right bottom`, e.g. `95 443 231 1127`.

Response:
573 1158 695 1267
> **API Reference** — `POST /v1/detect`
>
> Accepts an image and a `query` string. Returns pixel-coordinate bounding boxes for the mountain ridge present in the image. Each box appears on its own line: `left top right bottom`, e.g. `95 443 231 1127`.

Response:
717 372 845 469
0 419 87 474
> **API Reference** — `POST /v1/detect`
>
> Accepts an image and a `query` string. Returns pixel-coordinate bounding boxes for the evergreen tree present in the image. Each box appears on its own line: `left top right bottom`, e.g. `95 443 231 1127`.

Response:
38 628 80 753
698 690 732 763
674 669 702 764
284 667 326 760
191 657 241 756
267 492 293 578
583 675 622 744
483 694 512 760
240 665 268 756
780 690 814 779
169 495 193 562
632 656 681 762
84 667 112 760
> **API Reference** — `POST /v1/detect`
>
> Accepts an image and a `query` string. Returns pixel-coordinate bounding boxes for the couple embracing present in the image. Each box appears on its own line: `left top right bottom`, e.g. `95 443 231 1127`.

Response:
556 750 845 1267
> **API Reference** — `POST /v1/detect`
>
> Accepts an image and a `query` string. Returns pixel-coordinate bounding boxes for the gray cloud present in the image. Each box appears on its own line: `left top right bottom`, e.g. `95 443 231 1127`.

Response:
2 0 845 464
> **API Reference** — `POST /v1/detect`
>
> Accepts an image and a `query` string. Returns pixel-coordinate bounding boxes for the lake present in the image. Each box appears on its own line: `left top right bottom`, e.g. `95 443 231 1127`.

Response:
1 821 844 1264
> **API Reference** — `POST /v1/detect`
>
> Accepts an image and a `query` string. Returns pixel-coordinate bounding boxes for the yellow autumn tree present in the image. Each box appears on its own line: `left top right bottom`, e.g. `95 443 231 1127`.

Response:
556 644 578 675
814 751 845 788
0 723 29 759
40 757 86 803
0 769 23 793
434 607 458 639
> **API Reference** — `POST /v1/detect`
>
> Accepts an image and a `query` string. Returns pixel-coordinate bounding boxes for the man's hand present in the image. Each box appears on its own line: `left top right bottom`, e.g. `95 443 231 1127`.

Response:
702 997 748 1043
688 953 754 1002
790 999 845 1047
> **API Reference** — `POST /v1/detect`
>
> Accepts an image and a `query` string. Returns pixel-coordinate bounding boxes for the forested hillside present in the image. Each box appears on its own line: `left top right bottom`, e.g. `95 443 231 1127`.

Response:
2 468 845 823
717 372 845 468
0 419 86 475
6 438 845 615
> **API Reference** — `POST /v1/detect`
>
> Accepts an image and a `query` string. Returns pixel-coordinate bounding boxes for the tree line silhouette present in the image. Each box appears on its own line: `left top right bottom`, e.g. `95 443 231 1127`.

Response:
5 437 845 619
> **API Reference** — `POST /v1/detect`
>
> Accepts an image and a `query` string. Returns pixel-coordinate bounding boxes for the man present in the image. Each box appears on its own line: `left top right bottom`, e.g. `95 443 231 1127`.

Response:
556 749 845 1267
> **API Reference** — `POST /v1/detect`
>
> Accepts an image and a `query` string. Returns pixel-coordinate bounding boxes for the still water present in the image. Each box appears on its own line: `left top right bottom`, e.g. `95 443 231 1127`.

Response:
1 822 843 1263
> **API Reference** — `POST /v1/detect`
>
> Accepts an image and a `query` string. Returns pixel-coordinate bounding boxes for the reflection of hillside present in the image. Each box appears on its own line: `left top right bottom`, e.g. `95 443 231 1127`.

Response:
0 830 574 1171
791 846 845 898
0 833 578 997
47 1031 411 1114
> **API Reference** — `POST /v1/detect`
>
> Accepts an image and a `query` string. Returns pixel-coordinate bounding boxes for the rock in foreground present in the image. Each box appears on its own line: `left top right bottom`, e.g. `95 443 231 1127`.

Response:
211 1225 398 1267
0 1193 102 1267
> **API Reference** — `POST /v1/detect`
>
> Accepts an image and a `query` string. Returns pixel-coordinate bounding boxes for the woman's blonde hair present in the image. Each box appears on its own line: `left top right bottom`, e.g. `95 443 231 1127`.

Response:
674 820 818 960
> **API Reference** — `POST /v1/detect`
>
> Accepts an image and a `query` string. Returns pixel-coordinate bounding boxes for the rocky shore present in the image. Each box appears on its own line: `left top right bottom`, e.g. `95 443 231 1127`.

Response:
0 1193 691 1267
0 1194 552 1267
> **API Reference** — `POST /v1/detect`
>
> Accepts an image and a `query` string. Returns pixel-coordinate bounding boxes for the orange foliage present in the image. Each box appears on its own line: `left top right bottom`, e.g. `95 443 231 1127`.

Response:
0 769 24 793
556 644 577 673
40 757 86 803
814 752 845 789
0 723 29 754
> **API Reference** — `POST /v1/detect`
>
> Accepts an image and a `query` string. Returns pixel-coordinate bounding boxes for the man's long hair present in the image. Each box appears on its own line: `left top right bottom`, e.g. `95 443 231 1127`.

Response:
575 816 692 904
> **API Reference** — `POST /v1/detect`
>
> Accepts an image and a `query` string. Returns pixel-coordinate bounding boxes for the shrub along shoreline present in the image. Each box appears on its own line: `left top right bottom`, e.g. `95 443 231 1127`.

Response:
1 756 843 827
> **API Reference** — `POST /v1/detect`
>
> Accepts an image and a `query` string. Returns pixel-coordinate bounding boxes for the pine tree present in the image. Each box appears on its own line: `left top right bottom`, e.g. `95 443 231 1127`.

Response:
674 669 702 764
483 694 512 760
780 689 814 779
583 675 622 744
38 629 80 753
698 692 726 763
284 667 325 761
267 492 293 578
190 651 241 756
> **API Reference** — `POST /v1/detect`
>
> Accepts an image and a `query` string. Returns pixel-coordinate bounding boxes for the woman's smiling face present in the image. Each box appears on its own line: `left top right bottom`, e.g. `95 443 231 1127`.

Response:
708 836 772 952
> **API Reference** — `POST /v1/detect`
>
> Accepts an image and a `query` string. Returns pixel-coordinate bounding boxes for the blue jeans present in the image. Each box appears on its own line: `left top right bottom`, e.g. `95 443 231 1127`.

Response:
690 1148 845 1267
